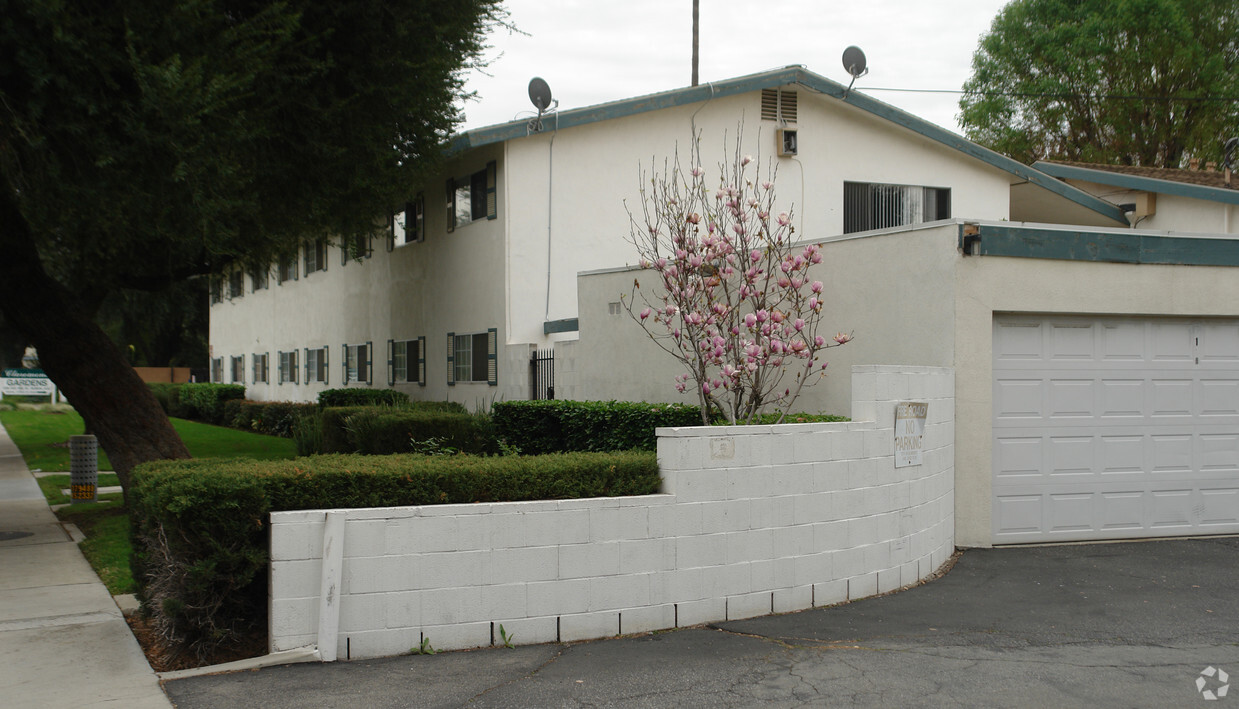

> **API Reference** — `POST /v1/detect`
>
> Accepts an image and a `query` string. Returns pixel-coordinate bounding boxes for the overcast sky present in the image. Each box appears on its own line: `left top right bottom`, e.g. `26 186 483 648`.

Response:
459 0 1012 134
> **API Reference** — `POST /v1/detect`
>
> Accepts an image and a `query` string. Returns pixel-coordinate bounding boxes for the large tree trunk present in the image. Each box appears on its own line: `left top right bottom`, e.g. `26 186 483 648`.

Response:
0 192 190 494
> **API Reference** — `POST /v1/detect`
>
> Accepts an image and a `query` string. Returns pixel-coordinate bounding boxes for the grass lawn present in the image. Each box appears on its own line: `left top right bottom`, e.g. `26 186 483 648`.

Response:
0 405 298 595
0 407 295 471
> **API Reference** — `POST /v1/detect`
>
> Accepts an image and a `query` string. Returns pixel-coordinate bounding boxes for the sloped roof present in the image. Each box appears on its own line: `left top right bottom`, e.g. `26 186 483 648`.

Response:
1036 160 1239 206
451 65 1126 225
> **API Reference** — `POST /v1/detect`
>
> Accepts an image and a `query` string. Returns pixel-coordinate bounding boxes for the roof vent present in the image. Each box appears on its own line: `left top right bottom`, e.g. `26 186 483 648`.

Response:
761 89 797 123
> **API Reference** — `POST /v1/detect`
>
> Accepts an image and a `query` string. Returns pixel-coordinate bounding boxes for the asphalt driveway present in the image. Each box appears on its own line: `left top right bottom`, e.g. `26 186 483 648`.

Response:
163 538 1239 707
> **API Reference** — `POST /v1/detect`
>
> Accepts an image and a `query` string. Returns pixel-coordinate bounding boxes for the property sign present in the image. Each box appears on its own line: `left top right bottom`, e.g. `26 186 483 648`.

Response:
894 401 928 468
0 368 54 397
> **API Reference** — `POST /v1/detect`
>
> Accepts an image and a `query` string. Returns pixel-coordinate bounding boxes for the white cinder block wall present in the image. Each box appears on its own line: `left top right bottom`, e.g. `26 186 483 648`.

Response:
269 365 955 660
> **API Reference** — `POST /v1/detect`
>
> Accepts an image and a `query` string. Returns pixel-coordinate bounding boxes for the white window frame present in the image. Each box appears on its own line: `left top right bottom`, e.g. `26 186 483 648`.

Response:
230 355 245 384
304 239 328 275
304 346 329 384
278 350 299 384
446 161 496 232
343 342 372 385
252 353 269 383
211 357 223 383
388 337 425 386
390 194 425 248
446 329 496 386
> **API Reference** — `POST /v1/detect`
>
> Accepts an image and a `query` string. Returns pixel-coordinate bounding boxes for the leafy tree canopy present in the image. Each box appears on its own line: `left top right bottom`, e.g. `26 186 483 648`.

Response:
2 0 505 294
959 0 1239 167
0 0 504 484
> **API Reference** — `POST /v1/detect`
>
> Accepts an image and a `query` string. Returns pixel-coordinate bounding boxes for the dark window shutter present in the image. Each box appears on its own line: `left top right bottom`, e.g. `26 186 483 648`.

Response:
417 336 426 386
486 161 497 220
387 339 394 386
342 344 349 384
323 346 329 386
486 327 498 386
365 341 373 385
446 179 456 233
387 213 396 252
446 332 455 386
303 241 311 274
304 348 309 383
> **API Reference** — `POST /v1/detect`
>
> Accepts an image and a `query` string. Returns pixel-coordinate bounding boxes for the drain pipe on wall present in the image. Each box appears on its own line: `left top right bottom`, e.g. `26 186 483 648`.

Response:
544 113 559 322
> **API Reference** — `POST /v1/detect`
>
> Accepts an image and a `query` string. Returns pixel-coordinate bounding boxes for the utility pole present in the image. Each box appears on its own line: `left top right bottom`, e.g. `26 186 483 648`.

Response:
692 0 699 86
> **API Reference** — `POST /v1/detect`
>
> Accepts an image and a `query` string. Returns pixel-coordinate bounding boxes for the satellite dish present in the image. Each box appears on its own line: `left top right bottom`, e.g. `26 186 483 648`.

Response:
529 77 553 112
842 46 867 78
841 46 869 99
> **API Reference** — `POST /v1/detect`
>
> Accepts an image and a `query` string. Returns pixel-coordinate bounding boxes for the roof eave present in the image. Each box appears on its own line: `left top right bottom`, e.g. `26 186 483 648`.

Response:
1034 161 1239 207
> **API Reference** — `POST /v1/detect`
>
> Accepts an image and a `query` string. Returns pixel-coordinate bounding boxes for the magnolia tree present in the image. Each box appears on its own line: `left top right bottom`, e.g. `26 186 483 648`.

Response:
624 135 851 425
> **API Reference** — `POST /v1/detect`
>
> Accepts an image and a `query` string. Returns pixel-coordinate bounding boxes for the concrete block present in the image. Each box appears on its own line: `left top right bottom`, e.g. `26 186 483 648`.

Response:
269 521 323 561
771 496 795 526
675 468 736 503
486 546 559 584
833 431 865 461
863 429 893 459
792 431 832 466
727 591 774 621
620 538 673 574
847 457 884 491
559 611 620 642
851 401 876 425
862 541 892 572
702 562 752 597
589 573 651 611
833 546 865 579
342 519 386 559
749 556 794 591
480 582 528 619
877 566 901 594
675 533 727 569
772 524 814 557
900 560 920 587
420 586 484 626
813 579 848 607
271 559 321 600
675 597 726 627
849 515 880 547
618 604 675 635
481 513 527 550
748 497 775 531
813 519 852 552
417 621 491 653
813 460 849 492
848 572 878 600
655 567 704 604
724 529 774 565
793 491 836 525
339 555 399 597
384 516 457 554
794 551 833 587
773 463 817 496
491 616 558 646
773 585 814 614
768 433 799 466
413 550 485 590
559 541 620 579
851 372 877 407
338 593 388 633
667 503 704 536
271 632 317 653
270 596 317 640
524 509 590 547
527 578 590 616
384 590 421 629
339 628 418 660
590 505 650 542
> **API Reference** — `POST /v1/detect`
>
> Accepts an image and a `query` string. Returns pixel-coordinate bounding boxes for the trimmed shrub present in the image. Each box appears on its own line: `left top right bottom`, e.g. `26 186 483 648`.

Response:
148 383 189 418
178 383 245 424
317 406 495 455
129 451 660 659
492 400 702 454
226 400 318 438
317 388 410 407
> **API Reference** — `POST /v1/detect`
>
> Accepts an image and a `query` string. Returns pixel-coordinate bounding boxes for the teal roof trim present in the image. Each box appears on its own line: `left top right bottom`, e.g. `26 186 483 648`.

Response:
449 66 1125 225
1033 162 1239 207
965 224 1239 267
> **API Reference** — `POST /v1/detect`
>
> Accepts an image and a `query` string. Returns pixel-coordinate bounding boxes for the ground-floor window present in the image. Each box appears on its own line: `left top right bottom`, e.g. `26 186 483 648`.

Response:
252 353 269 383
390 337 425 385
344 342 371 385
279 350 298 384
447 329 496 385
305 346 328 384
230 355 245 383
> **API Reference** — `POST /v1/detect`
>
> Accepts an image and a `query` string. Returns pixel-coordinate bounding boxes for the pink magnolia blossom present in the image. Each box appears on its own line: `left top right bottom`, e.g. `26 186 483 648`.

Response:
814 335 826 347
755 309 769 322
811 280 823 294
686 212 701 224
794 318 805 331
833 332 852 344
741 155 753 166
640 307 651 320
771 310 785 324
762 181 773 190
691 166 705 177
777 213 791 226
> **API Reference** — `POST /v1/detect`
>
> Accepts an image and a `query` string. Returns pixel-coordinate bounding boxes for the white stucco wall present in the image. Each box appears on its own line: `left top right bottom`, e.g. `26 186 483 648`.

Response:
267 365 955 660
1060 178 1239 235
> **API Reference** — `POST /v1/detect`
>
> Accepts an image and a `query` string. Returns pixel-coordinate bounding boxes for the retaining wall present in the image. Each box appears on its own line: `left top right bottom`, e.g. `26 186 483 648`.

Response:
269 365 955 660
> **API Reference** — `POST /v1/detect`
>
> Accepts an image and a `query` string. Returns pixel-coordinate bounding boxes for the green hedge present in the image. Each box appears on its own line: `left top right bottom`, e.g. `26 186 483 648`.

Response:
148 383 189 419
492 400 702 454
129 451 660 658
177 383 245 424
317 406 495 455
317 388 411 407
224 400 318 438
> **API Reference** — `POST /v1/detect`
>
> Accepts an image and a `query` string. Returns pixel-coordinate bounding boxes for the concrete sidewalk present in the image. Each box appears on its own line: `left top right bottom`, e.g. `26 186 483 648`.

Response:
0 420 170 708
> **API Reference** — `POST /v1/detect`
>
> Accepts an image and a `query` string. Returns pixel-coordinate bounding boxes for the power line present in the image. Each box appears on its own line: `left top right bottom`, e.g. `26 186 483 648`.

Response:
857 86 1239 103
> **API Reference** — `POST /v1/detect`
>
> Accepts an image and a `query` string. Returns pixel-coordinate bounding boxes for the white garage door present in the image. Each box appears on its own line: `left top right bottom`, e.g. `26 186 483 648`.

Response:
992 315 1239 544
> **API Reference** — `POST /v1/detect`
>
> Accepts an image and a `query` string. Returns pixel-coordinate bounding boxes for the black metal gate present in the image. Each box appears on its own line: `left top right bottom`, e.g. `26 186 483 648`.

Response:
530 349 554 400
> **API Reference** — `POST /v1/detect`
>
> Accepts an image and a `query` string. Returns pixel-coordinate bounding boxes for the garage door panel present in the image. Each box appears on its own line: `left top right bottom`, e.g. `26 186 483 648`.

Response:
993 315 1239 543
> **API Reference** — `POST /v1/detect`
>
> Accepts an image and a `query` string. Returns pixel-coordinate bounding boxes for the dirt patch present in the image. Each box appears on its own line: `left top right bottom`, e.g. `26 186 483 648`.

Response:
124 612 266 673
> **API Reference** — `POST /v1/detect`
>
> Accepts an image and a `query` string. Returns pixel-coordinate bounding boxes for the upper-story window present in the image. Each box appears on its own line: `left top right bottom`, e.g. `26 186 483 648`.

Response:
250 265 269 291
304 239 328 275
228 269 245 299
390 194 424 248
843 182 951 234
446 161 496 232
277 250 299 284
